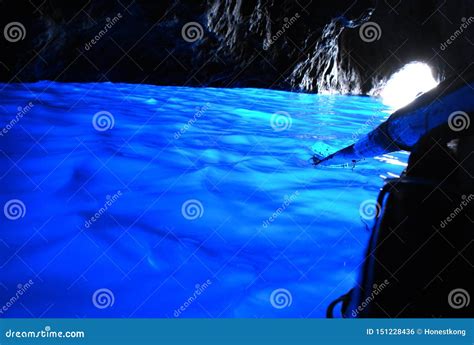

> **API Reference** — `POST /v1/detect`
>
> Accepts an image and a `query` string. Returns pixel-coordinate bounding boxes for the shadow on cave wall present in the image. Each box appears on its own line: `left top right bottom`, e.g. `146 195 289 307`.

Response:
0 0 473 93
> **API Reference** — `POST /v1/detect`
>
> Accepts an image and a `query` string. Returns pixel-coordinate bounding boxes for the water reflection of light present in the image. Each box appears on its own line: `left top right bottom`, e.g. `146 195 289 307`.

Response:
375 154 409 167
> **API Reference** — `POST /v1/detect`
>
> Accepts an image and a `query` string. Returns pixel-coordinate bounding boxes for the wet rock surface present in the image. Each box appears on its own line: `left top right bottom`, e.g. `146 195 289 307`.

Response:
0 0 472 93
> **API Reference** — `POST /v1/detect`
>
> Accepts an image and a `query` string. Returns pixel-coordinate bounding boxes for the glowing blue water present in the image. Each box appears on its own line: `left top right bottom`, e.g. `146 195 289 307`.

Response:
0 82 407 317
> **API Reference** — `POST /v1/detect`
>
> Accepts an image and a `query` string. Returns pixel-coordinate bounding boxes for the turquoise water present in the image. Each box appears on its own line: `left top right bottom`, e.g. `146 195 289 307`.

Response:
0 82 407 317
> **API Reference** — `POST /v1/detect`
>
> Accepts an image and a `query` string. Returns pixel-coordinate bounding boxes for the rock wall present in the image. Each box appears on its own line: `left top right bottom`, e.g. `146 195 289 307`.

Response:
0 0 472 93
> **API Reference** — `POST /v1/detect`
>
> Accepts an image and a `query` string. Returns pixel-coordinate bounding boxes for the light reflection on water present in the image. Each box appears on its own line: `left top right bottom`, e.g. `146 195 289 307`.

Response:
0 82 407 317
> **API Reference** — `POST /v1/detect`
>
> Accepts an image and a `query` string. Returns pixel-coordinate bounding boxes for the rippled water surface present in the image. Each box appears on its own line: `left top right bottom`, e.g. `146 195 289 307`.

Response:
0 82 408 317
